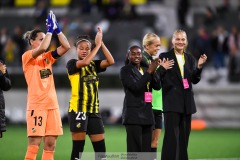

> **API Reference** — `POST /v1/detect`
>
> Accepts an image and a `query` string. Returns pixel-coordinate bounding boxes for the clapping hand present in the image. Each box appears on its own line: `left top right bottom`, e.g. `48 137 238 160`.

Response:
0 62 6 75
159 58 174 70
46 12 54 34
198 54 207 69
95 26 102 47
50 10 62 34
147 58 160 74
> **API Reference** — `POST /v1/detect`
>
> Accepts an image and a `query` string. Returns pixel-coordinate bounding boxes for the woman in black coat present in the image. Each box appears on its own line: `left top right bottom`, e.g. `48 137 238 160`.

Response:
119 45 160 155
0 59 11 138
160 29 207 160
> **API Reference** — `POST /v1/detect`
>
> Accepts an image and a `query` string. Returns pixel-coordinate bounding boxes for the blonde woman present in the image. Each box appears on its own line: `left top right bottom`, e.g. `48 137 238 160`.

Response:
142 33 174 160
160 30 207 160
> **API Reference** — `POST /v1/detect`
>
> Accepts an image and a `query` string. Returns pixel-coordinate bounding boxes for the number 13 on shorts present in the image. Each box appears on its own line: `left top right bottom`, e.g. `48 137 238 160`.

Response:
26 110 46 136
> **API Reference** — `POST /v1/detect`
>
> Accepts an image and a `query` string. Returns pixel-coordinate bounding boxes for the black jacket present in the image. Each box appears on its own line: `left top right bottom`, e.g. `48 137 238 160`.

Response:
159 49 202 114
120 63 161 125
0 60 11 133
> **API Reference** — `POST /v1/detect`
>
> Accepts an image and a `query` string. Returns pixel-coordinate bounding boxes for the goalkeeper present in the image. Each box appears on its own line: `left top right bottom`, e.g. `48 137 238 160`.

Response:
22 11 70 160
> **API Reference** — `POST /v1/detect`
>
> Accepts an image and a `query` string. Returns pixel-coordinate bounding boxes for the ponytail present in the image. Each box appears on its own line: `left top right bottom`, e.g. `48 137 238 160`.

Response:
23 29 43 45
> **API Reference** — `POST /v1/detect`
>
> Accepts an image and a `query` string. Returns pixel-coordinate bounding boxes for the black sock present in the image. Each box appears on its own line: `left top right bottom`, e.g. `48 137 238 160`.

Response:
71 140 85 160
92 139 106 160
151 148 157 160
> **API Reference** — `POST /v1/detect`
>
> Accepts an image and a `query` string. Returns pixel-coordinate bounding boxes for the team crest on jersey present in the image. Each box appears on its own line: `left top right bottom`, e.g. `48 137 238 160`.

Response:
32 128 36 133
76 123 81 128
40 68 52 79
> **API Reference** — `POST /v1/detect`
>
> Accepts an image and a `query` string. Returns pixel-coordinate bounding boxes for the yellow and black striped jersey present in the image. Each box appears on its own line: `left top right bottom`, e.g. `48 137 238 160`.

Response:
66 59 106 113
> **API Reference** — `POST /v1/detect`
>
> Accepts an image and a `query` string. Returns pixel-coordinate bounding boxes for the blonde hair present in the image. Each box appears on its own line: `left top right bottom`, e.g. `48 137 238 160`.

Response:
172 29 188 46
142 33 160 50
172 29 187 40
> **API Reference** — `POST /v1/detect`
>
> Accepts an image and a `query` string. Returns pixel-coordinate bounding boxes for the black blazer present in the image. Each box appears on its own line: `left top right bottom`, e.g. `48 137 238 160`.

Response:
0 60 11 133
120 63 161 125
159 49 202 114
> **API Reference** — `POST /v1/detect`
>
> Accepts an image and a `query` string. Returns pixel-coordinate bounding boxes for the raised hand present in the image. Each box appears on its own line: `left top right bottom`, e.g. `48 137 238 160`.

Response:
46 12 54 34
95 26 102 47
0 62 6 74
198 54 207 69
50 10 62 34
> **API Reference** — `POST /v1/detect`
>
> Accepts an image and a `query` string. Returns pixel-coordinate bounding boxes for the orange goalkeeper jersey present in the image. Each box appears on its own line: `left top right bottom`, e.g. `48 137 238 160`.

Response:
22 50 59 110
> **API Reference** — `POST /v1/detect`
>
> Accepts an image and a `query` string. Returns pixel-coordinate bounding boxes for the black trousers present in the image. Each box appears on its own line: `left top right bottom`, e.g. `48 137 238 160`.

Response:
161 112 192 160
125 124 152 152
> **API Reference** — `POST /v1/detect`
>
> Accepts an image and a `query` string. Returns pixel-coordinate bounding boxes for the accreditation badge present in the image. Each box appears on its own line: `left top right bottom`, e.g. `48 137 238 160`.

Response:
183 78 189 89
144 92 152 102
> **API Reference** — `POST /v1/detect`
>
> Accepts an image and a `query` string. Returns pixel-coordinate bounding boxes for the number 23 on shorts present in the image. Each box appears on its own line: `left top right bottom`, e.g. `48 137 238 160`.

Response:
75 112 86 120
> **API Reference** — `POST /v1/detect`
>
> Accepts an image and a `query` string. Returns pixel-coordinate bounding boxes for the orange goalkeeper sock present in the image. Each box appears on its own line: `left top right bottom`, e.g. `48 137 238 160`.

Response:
24 145 39 160
41 149 55 160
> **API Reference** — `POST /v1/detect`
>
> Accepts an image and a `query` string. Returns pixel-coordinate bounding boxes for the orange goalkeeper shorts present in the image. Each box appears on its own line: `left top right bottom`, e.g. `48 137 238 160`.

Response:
26 108 63 137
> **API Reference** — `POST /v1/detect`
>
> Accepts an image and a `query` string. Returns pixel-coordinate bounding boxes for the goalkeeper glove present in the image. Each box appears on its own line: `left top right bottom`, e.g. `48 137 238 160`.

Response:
46 12 54 34
50 10 62 34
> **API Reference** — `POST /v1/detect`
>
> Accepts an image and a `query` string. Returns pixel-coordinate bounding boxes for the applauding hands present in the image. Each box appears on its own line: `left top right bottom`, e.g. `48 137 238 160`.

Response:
147 59 160 74
198 54 207 69
95 26 103 47
159 58 175 70
46 10 62 34
46 11 54 34
50 10 62 34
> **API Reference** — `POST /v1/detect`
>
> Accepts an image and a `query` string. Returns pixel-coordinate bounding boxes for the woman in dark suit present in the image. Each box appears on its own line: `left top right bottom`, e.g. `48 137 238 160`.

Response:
160 29 207 160
119 45 160 155
0 59 11 138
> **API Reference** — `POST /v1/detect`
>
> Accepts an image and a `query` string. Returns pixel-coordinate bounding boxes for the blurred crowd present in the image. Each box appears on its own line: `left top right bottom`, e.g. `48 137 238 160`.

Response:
189 0 240 83
0 0 240 84
0 0 143 67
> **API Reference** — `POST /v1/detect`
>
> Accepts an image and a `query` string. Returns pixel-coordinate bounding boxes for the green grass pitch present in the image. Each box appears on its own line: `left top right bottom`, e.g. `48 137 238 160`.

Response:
0 124 240 159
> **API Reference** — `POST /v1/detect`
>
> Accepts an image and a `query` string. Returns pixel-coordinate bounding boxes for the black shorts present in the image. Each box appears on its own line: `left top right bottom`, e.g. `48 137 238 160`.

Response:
153 110 163 129
68 111 104 135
